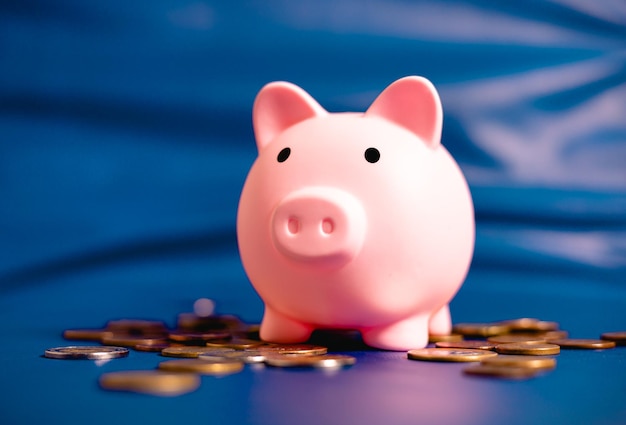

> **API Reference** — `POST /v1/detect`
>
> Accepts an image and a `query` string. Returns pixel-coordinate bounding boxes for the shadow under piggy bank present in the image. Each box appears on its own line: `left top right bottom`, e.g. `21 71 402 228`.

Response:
246 349 530 425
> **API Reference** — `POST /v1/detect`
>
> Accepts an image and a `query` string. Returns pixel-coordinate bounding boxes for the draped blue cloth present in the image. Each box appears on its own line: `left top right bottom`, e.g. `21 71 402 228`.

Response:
1 2 625 424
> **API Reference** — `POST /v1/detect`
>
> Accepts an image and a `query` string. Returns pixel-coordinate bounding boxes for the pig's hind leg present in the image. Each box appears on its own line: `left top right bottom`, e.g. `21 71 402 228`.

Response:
260 306 314 343
428 304 452 336
361 314 429 351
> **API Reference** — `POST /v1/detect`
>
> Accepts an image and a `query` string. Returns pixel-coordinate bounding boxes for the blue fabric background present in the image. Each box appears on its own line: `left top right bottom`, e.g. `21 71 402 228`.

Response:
1 2 625 424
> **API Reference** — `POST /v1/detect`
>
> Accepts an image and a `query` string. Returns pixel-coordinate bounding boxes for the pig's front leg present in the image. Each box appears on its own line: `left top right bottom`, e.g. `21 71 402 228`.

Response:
259 306 314 343
361 314 429 351
428 304 452 336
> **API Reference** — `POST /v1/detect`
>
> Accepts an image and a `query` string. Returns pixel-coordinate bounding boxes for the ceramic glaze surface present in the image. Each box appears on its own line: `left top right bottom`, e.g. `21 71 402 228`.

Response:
237 76 475 350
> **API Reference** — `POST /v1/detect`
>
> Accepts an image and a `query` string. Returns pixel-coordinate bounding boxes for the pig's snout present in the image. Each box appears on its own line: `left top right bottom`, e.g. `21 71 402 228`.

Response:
271 187 366 266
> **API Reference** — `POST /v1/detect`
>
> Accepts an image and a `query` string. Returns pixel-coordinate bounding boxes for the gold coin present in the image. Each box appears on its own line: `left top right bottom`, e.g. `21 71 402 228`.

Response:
481 355 557 369
428 334 464 343
256 344 328 356
99 371 200 396
601 332 626 346
158 359 244 375
63 329 113 341
533 330 569 340
206 338 265 349
161 346 236 358
549 339 616 349
105 319 168 336
407 348 498 362
265 354 356 368
44 346 129 360
176 313 244 332
495 342 560 356
463 364 542 380
101 335 169 348
496 318 559 332
168 331 232 343
134 343 176 353
199 350 267 364
452 323 510 337
487 335 548 344
435 340 496 351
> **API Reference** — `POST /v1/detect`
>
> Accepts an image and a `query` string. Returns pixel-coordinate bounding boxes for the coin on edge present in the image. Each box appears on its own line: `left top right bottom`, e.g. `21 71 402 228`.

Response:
265 354 356 368
161 346 236 358
158 359 244 375
435 340 497 351
481 355 557 370
600 332 626 346
99 371 200 396
495 342 560 356
44 346 129 360
407 348 498 362
549 339 616 349
463 364 542 380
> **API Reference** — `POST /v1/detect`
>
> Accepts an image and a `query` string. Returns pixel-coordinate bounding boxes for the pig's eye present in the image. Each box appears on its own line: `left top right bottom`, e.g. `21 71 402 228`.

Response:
364 147 380 163
277 147 291 163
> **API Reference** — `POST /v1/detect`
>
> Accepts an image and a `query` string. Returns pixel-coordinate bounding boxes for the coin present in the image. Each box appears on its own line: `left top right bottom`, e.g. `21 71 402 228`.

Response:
134 343 175 353
481 355 557 370
495 342 560 356
487 335 548 344
177 313 244 332
600 332 626 346
452 323 510 337
63 329 113 341
463 364 542 380
435 340 496 351
206 338 266 350
265 354 356 368
101 334 169 348
161 346 236 358
158 359 244 375
99 371 200 396
199 350 267 364
168 330 232 344
44 346 129 360
256 344 328 356
549 339 616 349
407 348 498 362
428 334 464 343
105 319 168 336
496 318 559 332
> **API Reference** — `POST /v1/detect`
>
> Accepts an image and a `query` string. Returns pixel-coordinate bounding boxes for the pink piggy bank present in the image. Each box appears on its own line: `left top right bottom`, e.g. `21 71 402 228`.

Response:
237 76 474 351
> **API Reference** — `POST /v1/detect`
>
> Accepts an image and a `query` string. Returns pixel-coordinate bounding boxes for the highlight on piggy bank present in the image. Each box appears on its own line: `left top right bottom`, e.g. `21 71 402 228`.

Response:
237 76 474 351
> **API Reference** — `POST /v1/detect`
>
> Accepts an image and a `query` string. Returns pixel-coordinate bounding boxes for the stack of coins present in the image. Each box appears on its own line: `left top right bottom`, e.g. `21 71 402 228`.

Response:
414 317 620 380
45 299 357 396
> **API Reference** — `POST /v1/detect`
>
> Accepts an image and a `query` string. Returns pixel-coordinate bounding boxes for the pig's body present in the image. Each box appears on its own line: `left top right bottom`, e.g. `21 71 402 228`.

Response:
237 77 474 351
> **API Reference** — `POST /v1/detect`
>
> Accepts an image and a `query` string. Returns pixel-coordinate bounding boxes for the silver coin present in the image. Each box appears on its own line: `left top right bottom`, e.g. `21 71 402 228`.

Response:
265 354 356 368
44 346 129 360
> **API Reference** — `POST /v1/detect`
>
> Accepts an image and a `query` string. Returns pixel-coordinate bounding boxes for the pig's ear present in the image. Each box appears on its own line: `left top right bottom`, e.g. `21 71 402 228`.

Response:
253 82 327 152
365 76 442 148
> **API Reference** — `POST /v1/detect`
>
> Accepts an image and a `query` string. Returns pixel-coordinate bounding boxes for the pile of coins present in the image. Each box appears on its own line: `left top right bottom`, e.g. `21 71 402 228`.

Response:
44 307 356 396
44 306 625 394
407 318 624 380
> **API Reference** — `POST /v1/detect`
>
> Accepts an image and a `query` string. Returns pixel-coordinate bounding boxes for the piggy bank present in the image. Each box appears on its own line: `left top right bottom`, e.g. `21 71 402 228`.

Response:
237 76 474 351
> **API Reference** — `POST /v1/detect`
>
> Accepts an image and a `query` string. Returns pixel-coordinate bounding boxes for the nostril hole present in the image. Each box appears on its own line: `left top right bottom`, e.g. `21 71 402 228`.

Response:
321 218 334 235
287 217 300 235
